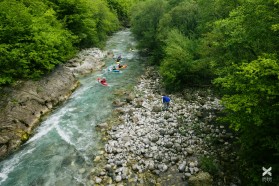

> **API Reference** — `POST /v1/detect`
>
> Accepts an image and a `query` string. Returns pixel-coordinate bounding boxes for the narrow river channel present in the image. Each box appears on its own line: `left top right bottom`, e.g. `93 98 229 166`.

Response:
0 29 144 186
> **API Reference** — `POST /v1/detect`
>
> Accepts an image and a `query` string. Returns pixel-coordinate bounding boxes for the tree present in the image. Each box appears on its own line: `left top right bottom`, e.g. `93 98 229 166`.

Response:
0 0 76 85
46 0 119 48
130 0 167 62
210 0 279 184
160 29 212 90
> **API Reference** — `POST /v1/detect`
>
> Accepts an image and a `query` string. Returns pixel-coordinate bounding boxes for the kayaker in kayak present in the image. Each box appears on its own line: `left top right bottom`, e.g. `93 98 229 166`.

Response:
118 63 123 68
100 78 107 84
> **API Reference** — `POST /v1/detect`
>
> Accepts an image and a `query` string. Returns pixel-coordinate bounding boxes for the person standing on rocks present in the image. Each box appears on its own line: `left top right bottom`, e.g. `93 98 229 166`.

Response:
162 95 171 111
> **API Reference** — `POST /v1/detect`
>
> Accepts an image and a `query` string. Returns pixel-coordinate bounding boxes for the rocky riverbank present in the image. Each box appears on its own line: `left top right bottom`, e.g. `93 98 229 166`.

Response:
92 67 240 185
0 48 107 159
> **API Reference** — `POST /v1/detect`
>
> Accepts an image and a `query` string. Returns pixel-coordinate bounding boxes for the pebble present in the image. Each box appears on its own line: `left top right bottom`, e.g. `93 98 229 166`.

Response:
95 177 102 184
94 67 235 185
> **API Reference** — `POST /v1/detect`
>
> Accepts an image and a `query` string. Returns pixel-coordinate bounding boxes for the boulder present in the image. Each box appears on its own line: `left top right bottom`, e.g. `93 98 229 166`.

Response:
188 172 213 186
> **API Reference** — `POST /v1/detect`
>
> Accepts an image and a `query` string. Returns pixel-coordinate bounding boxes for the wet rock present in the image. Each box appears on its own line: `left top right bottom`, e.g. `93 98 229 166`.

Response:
96 122 108 129
79 168 86 174
112 99 125 107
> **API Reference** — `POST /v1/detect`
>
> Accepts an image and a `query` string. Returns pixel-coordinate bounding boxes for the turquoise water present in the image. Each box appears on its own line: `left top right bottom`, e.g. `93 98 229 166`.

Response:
0 29 144 186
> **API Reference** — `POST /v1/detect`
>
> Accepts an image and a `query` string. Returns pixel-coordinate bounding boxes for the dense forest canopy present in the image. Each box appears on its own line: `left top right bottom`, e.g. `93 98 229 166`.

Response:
0 0 136 85
130 0 279 184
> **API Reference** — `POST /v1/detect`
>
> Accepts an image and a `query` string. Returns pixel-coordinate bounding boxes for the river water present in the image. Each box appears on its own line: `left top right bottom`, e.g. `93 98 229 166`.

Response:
0 29 144 186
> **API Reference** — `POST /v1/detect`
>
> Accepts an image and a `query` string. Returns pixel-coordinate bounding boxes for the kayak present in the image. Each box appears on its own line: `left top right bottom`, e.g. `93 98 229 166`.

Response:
116 65 128 70
97 78 108 86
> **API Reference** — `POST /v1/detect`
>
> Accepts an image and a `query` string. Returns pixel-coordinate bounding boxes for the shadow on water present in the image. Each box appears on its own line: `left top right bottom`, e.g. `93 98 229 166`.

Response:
0 29 144 186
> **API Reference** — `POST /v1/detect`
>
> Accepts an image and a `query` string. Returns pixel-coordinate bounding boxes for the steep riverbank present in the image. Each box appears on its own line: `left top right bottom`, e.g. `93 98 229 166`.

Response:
0 48 106 159
92 67 240 185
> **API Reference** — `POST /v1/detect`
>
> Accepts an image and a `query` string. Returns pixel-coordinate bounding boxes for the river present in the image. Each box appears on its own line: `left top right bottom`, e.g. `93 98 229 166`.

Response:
0 29 144 186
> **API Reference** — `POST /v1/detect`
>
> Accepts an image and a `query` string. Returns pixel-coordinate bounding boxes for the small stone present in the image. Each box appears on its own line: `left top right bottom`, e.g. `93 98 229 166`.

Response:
94 156 101 162
171 156 179 163
189 162 195 168
194 167 199 173
115 160 123 166
79 168 86 174
186 147 194 155
150 136 159 142
115 175 122 182
164 142 173 148
185 173 192 177
95 177 102 184
99 171 106 176
178 161 187 172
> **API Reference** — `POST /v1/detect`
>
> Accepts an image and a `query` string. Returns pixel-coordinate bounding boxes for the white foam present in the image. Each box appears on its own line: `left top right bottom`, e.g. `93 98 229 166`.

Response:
0 173 8 184
26 116 59 144
55 125 75 146
0 147 35 184
27 107 70 144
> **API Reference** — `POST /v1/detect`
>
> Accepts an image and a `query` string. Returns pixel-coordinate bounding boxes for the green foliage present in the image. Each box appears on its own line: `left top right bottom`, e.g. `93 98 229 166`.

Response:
206 0 279 75
0 0 125 85
160 29 212 90
158 0 199 39
208 2 279 183
199 156 220 176
106 0 135 26
0 0 76 85
47 0 119 48
214 54 279 129
130 0 166 52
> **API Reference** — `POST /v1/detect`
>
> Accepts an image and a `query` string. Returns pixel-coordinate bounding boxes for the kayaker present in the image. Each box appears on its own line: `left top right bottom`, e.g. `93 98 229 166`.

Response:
162 95 171 110
100 78 106 84
116 55 122 62
118 63 123 68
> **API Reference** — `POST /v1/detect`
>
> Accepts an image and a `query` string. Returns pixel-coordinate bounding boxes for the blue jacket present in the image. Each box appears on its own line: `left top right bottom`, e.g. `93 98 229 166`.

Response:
162 96 171 103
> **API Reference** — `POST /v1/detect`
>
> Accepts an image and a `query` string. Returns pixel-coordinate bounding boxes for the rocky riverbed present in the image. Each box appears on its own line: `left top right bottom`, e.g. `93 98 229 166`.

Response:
0 48 107 159
92 67 240 186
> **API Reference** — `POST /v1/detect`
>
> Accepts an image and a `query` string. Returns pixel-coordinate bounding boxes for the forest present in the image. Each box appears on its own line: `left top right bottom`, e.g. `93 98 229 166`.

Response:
0 0 133 85
0 0 278 185
130 0 279 184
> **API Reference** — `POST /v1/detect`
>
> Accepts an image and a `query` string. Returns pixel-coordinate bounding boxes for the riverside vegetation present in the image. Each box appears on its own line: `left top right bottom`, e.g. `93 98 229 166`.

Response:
0 0 278 185
130 0 279 184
